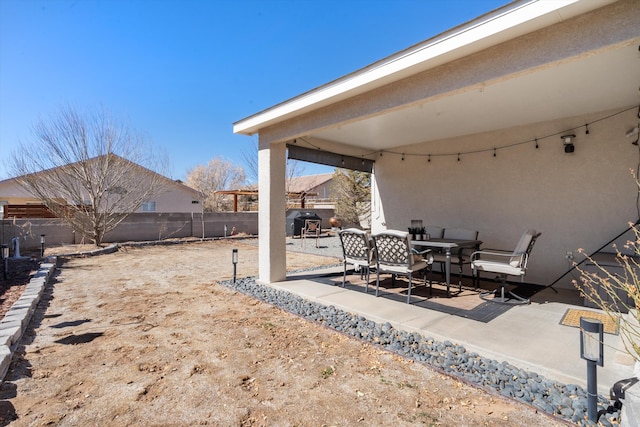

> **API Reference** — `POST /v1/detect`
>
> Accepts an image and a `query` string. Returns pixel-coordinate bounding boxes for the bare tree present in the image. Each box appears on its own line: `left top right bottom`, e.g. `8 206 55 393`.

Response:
241 138 306 191
9 105 170 246
331 168 371 227
186 157 246 212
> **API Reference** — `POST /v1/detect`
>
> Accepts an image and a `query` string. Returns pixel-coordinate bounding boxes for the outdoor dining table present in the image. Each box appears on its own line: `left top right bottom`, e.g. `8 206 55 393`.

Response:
411 238 482 297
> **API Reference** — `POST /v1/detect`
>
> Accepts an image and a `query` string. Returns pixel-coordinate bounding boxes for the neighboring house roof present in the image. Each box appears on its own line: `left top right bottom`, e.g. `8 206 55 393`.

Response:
0 155 203 202
285 173 334 194
234 0 637 152
236 173 334 194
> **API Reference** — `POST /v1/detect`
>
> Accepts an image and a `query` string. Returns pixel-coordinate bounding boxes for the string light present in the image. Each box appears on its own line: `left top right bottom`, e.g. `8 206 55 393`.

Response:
292 105 636 164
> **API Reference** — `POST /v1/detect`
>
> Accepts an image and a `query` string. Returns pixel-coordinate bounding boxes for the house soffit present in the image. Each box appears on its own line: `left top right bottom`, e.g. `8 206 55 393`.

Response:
233 0 620 137
308 41 640 152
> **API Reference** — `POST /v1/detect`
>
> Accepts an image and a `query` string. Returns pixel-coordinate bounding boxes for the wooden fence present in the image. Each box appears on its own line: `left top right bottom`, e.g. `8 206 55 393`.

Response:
4 205 57 219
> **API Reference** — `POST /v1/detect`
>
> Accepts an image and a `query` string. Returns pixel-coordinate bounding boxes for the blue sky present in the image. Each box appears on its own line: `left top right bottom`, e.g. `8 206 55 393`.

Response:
0 0 507 181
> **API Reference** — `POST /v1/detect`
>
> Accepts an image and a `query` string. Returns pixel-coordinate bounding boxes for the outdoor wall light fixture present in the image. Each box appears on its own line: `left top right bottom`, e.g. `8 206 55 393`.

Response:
1 244 8 280
40 234 46 259
232 248 238 283
561 134 576 153
580 317 604 423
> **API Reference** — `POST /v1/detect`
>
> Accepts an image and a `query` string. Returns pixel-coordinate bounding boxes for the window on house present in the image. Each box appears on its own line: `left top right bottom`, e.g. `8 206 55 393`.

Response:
142 201 156 212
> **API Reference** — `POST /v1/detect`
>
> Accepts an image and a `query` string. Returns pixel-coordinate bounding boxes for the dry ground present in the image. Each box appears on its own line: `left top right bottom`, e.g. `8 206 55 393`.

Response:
0 239 565 426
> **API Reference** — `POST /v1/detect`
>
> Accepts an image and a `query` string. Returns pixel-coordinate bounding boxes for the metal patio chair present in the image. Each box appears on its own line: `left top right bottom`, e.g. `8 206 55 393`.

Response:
431 228 480 291
338 228 376 292
372 230 432 303
471 229 541 305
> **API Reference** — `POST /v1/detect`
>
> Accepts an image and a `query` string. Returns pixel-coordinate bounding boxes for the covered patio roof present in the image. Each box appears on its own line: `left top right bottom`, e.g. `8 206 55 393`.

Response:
233 0 640 286
234 0 637 153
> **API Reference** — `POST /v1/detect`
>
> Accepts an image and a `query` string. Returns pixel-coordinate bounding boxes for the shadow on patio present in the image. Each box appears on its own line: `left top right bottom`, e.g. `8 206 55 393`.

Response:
277 263 633 394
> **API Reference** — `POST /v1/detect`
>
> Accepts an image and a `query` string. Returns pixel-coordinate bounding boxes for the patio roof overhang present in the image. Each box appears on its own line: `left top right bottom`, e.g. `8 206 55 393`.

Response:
233 0 638 153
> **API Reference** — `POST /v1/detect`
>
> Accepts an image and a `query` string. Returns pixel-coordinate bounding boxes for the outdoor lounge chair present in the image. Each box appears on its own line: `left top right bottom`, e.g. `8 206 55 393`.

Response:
471 229 541 305
372 230 432 303
339 228 376 291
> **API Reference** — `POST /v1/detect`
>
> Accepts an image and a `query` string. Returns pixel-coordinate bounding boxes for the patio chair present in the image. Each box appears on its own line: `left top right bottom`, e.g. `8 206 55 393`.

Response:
372 230 432 303
471 229 541 305
338 228 376 292
301 219 321 248
431 228 479 291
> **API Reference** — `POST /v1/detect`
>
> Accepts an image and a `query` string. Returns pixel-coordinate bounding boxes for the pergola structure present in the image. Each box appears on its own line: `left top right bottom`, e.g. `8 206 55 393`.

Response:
214 189 317 212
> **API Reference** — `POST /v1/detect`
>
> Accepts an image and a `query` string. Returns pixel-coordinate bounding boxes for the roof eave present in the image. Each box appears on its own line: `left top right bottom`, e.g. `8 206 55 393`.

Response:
233 0 616 136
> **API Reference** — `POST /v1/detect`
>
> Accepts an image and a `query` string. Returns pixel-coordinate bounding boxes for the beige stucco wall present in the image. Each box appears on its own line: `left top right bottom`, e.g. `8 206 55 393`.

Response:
370 107 638 288
137 184 202 214
0 178 201 214
0 180 39 204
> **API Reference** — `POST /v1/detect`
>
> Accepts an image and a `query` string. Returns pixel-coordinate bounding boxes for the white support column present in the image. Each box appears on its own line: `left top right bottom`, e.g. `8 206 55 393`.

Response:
258 140 286 283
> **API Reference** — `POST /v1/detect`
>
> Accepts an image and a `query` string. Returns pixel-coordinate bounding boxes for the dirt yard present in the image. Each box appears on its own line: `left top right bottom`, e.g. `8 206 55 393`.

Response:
0 239 564 426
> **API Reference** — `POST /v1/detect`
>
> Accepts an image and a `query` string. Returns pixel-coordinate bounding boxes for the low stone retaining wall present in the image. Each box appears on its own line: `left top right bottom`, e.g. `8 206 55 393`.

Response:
0 260 56 382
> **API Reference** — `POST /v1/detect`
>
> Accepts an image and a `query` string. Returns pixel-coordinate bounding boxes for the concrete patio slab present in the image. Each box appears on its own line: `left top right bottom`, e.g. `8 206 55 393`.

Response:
280 266 636 395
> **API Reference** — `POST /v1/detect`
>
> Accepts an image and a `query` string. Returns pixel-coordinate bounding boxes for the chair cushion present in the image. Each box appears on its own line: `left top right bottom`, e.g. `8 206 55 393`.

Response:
472 260 524 276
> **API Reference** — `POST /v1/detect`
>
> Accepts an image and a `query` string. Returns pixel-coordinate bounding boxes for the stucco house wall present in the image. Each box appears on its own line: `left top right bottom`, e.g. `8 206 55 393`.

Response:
369 108 638 287
140 181 202 214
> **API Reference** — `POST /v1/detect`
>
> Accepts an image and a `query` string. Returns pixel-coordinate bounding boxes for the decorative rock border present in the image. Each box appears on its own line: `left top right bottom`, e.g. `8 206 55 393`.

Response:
224 276 625 427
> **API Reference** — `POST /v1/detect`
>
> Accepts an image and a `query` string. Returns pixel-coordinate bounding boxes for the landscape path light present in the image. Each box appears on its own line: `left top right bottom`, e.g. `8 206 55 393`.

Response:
40 234 46 259
1 244 8 280
232 248 238 283
580 317 604 423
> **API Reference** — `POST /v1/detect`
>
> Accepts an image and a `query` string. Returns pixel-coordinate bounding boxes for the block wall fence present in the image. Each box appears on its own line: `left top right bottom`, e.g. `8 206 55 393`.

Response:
0 208 335 250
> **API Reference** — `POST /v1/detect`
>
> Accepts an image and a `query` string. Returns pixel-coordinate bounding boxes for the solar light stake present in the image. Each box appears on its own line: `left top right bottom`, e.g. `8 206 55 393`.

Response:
40 234 46 259
580 317 604 423
1 244 8 280
232 248 238 283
